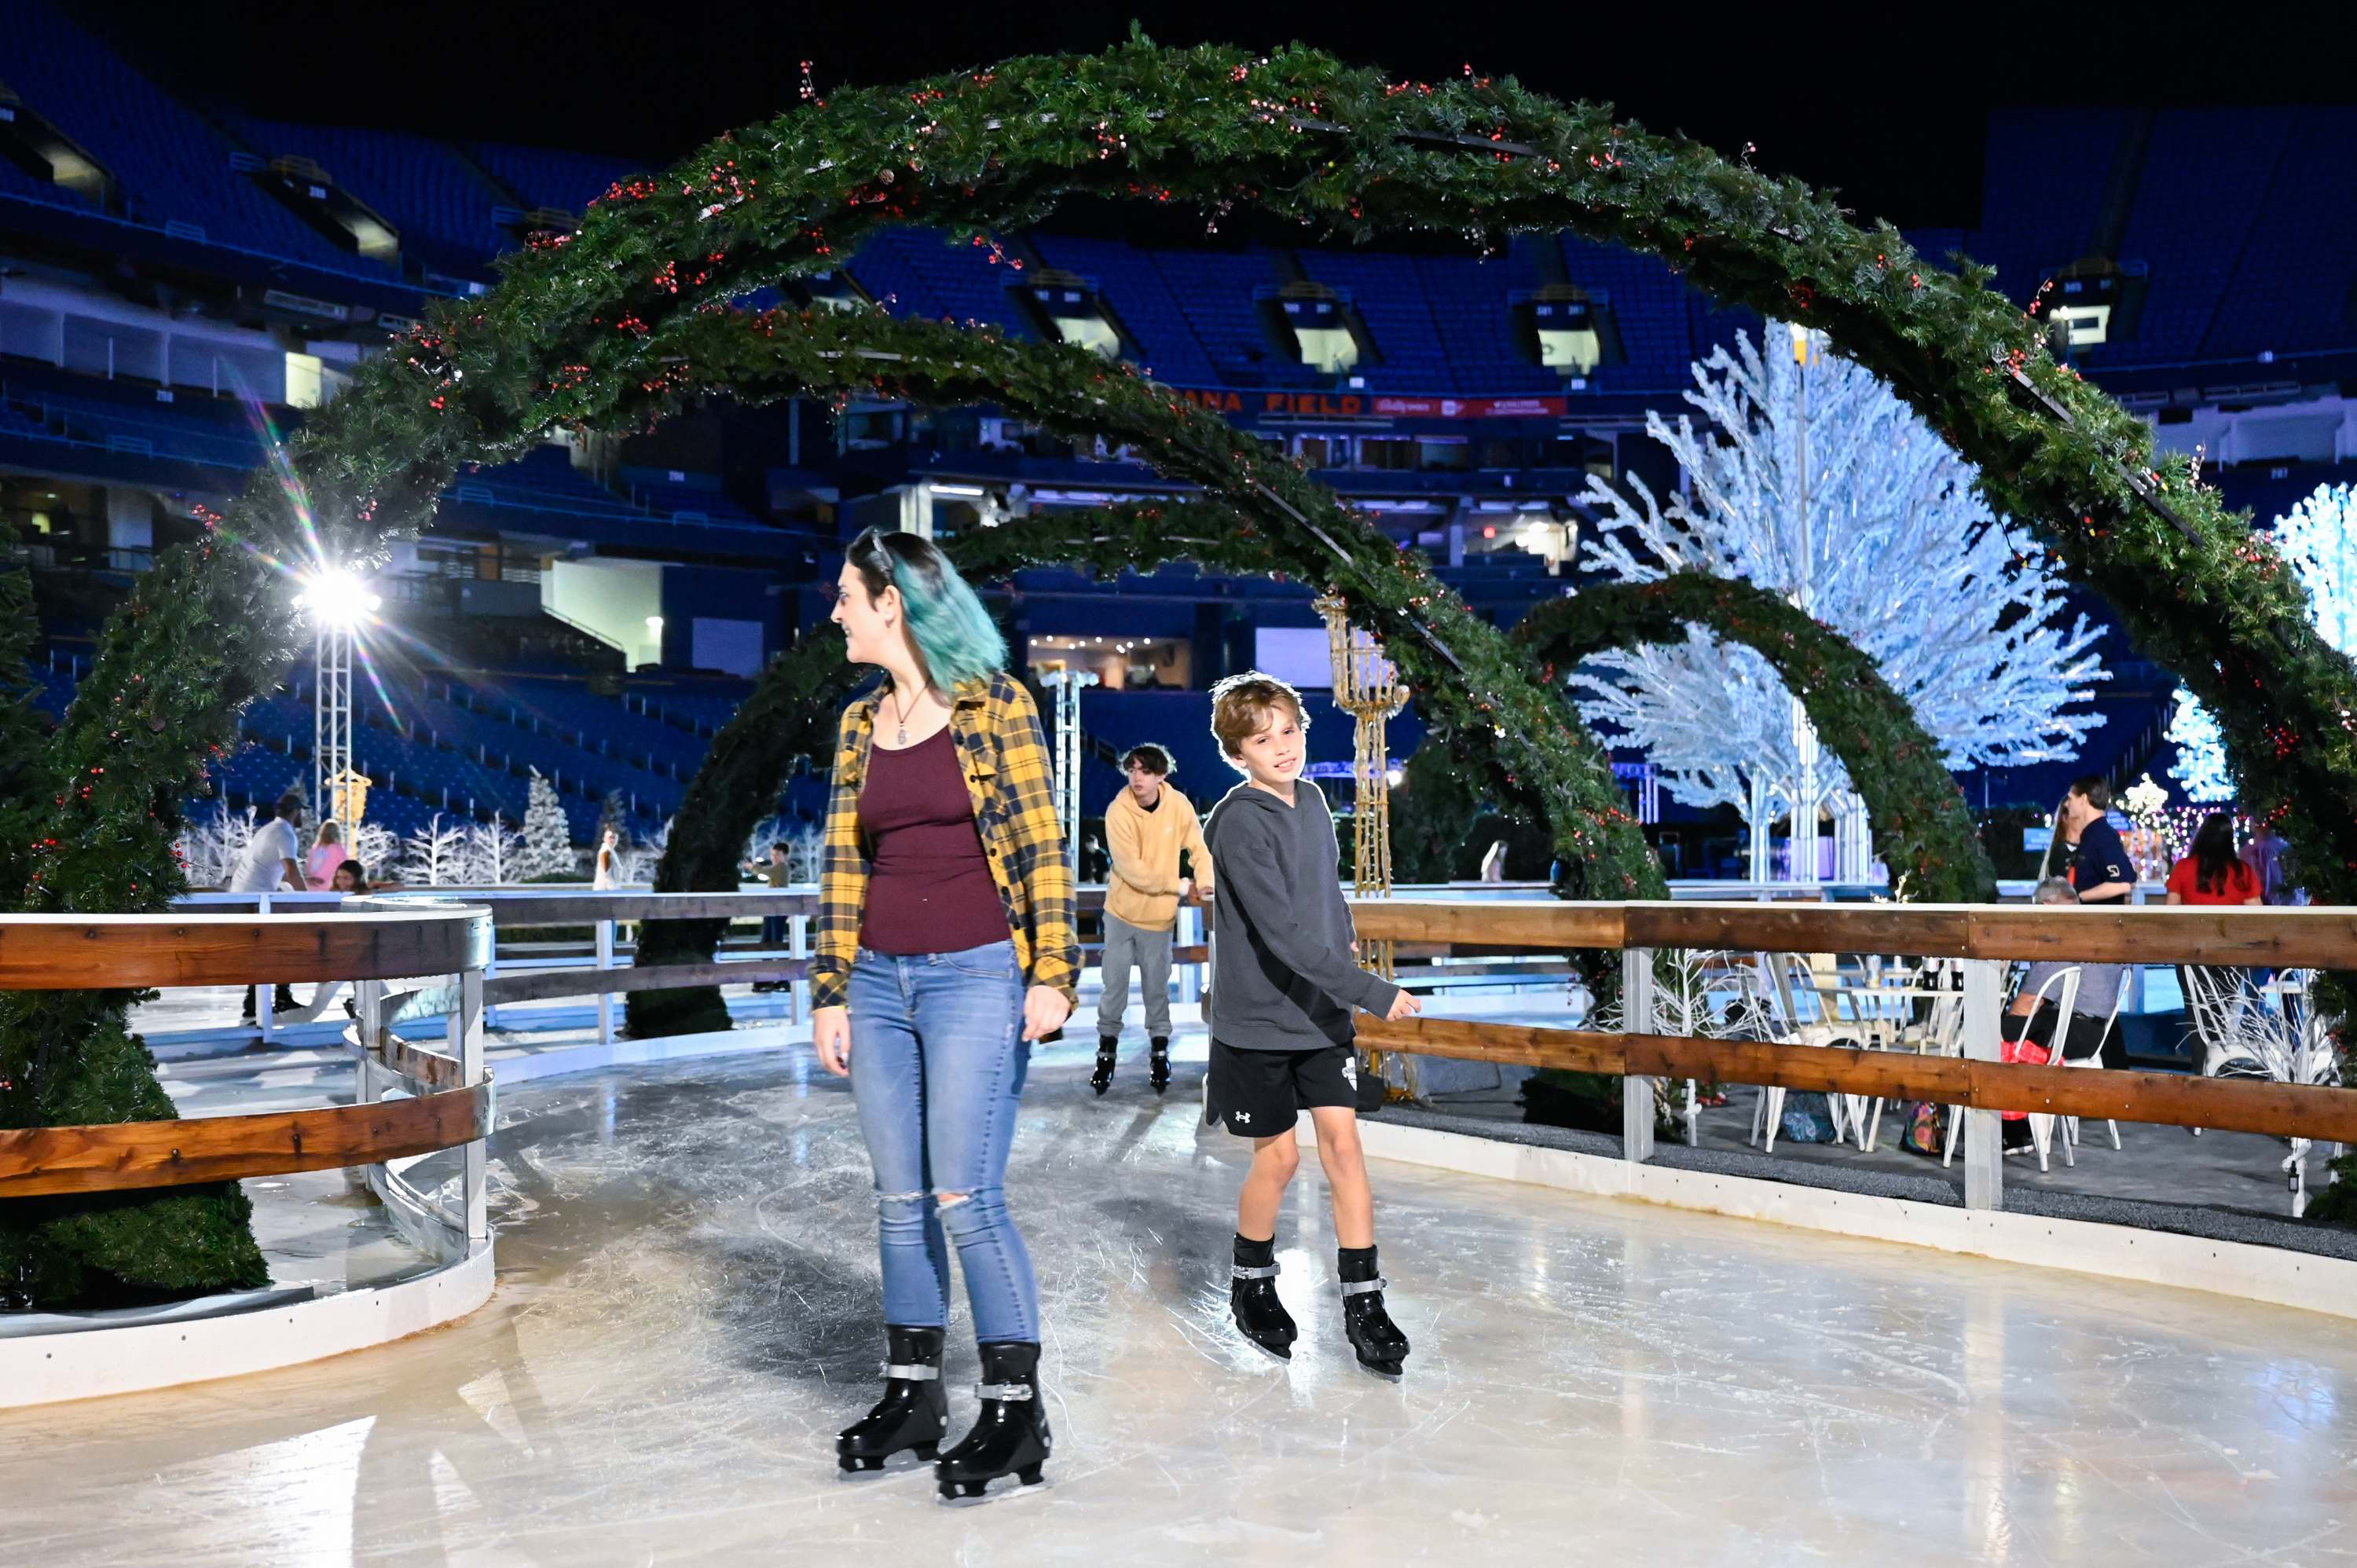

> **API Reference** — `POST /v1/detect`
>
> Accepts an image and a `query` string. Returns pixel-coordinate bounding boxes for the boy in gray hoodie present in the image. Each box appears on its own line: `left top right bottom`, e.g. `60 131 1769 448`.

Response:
1203 672 1420 1376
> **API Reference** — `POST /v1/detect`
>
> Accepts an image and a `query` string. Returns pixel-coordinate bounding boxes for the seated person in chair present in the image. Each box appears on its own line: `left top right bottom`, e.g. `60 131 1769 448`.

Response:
2003 877 2128 1067
1996 877 2128 1151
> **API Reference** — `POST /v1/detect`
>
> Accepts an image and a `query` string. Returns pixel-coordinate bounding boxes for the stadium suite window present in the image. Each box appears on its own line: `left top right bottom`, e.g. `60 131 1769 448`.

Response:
1419 439 1472 473
1362 439 1417 471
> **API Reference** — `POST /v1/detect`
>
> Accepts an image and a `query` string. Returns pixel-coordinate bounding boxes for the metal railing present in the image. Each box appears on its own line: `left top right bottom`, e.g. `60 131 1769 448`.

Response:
1349 897 2357 1213
0 899 495 1273
174 884 1217 1040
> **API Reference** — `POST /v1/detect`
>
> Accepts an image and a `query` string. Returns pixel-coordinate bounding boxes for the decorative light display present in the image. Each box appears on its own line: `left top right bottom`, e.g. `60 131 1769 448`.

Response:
1571 328 2108 845
14 38 2357 1296
2168 485 2356 804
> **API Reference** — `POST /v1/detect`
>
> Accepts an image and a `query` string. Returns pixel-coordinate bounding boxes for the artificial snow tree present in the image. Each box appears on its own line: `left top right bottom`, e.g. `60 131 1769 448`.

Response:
456 819 527 887
1571 327 2110 881
2169 484 2355 805
2165 688 2237 804
401 812 470 887
520 769 577 880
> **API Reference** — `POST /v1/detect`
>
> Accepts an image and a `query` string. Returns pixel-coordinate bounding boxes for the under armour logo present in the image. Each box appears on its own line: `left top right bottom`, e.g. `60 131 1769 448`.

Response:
1233 1111 1251 1123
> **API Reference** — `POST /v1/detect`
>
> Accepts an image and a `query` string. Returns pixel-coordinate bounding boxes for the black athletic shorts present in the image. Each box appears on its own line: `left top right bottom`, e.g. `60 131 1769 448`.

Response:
1206 1039 1358 1138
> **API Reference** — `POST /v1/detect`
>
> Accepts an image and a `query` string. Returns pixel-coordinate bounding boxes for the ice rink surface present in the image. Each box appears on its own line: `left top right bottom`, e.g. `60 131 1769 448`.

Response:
5 1042 2356 1566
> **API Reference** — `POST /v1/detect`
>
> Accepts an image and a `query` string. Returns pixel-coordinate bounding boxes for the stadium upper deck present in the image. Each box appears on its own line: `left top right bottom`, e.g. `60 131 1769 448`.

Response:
0 0 2348 844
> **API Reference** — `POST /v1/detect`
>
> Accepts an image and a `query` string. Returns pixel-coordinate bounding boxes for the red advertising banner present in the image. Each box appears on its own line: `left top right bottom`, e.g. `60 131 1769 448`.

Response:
1174 388 1567 420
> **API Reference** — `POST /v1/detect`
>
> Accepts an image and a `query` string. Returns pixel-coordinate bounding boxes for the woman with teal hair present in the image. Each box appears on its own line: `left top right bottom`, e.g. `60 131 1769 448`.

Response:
811 526 1076 1499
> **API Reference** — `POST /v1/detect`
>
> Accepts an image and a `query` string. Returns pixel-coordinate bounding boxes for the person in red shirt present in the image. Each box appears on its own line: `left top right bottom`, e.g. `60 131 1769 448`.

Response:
2167 812 2263 1022
2166 813 2263 907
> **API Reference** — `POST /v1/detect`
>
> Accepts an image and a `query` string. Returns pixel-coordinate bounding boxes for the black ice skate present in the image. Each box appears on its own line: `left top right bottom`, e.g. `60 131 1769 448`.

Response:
1149 1036 1171 1094
1340 1261 1410 1378
1230 1235 1297 1359
935 1341 1050 1498
1091 1038 1117 1096
836 1324 948 1471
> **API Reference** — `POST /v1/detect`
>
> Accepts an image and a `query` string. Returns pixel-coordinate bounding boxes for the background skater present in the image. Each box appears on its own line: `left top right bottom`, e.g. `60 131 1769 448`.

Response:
1095 742 1212 1095
1202 672 1421 1376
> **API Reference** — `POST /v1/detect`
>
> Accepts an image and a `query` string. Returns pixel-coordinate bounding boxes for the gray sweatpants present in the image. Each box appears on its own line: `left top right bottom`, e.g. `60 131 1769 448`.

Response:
1097 911 1173 1039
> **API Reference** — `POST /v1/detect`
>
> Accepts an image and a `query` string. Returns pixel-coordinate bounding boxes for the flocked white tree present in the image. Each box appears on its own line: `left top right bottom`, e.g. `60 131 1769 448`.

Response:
400 812 470 886
350 822 401 885
456 819 527 886
2169 483 2357 804
1571 326 2109 869
174 803 258 890
520 768 577 880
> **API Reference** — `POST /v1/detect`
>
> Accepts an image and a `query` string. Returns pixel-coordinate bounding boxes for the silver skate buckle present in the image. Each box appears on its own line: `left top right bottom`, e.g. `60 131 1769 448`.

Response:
973 1382 1036 1401
881 1362 940 1380
1338 1277 1387 1296
1231 1262 1281 1280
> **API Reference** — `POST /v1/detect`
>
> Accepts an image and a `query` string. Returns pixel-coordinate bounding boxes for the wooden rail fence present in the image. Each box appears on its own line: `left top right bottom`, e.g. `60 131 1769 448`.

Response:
0 899 493 1208
1347 898 2355 1210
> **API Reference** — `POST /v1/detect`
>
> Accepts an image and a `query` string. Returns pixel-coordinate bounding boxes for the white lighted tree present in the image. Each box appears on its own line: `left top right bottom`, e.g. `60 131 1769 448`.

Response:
401 812 469 887
2165 687 2236 803
1571 327 2109 870
2169 483 2356 804
520 768 577 880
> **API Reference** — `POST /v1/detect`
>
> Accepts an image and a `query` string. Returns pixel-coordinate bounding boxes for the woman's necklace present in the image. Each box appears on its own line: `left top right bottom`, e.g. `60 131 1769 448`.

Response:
889 682 926 747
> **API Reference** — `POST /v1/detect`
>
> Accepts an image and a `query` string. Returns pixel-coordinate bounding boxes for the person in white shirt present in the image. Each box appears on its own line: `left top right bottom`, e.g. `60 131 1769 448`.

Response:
231 792 307 1020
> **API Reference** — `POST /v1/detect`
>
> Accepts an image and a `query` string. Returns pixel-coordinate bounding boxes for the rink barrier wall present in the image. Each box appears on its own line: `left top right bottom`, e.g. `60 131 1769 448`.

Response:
0 896 498 1404
0 1243 495 1409
1304 1112 2357 1323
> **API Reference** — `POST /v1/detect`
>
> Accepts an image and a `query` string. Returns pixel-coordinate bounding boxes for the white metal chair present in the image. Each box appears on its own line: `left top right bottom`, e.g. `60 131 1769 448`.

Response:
2183 965 2339 1214
1947 965 2079 1172
1839 962 1923 1150
1743 952 1818 1152
2058 981 2129 1158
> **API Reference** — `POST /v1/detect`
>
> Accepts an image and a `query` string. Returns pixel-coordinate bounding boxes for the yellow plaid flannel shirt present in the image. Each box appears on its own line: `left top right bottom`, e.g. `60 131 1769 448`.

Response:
809 670 1077 1011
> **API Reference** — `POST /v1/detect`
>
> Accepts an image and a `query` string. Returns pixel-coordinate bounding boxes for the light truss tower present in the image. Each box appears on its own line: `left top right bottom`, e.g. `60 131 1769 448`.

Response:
1039 668 1098 868
314 615 352 830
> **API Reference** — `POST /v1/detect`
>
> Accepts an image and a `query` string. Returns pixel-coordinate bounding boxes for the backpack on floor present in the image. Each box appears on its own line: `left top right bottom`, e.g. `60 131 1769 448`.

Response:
1900 1101 1945 1155
1778 1090 1837 1144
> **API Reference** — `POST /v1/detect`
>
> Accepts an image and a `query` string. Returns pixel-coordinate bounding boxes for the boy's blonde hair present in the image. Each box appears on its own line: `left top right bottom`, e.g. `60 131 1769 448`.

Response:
1210 671 1308 768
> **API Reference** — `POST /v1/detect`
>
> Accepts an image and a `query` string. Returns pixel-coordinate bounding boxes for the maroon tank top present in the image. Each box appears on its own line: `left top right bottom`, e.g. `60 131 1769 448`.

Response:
858 726 1008 954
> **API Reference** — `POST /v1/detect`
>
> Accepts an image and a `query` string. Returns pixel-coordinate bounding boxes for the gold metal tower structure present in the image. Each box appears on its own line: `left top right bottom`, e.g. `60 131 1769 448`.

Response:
1317 592 1412 1100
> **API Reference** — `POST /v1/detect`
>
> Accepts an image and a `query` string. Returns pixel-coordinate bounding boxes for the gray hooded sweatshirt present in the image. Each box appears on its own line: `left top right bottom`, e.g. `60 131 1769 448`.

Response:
1205 779 1402 1050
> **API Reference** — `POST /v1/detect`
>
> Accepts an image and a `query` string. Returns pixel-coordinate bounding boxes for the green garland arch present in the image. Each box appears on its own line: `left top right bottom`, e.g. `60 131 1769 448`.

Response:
10 35 2356 1299
610 302 1662 1032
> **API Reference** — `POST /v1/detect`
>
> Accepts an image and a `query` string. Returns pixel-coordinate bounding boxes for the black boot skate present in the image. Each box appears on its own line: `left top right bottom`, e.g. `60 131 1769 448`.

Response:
1149 1036 1171 1094
836 1324 948 1471
935 1341 1050 1498
1230 1235 1296 1360
1091 1038 1118 1096
1339 1247 1409 1378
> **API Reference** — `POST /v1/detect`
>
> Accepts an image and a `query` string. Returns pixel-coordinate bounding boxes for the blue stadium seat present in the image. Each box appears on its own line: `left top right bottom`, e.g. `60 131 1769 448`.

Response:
0 0 379 276
461 142 636 218
5 387 267 468
226 117 511 281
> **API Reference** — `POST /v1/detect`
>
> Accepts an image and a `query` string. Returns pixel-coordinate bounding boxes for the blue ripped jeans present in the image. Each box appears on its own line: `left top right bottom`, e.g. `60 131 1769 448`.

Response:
849 939 1038 1343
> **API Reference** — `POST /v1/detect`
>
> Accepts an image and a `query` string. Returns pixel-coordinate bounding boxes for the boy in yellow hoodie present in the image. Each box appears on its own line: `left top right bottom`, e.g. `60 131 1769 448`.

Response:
1095 743 1211 1094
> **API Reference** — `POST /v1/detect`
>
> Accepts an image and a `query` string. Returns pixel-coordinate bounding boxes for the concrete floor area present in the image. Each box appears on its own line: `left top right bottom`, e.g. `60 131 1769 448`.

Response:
5 1042 2355 1565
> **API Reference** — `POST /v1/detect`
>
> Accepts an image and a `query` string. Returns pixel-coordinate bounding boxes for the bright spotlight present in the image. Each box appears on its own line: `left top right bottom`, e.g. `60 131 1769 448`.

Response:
299 566 380 628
